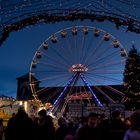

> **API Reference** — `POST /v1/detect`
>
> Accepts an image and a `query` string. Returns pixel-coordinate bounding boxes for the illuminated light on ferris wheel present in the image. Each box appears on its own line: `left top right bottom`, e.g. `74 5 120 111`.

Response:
69 64 88 73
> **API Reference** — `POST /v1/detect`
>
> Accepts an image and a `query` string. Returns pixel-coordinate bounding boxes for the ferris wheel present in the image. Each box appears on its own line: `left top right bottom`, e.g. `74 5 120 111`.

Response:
29 26 127 115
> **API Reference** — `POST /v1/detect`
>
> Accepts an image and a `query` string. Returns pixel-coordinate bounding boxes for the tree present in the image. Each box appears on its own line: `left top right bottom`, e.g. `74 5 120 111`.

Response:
123 45 140 109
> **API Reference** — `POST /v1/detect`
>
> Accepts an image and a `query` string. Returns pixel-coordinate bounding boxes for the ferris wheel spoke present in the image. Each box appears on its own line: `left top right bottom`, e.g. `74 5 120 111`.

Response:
81 32 96 64
60 100 69 114
36 60 68 71
82 75 117 103
35 74 75 96
94 86 116 103
88 59 125 71
52 34 76 66
37 73 70 81
105 85 125 96
35 83 66 97
68 85 80 98
36 88 51 96
85 72 122 83
48 43 72 66
32 73 72 88
83 74 123 100
79 33 87 63
87 69 124 74
31 70 69 73
86 44 114 66
31 70 70 78
72 29 83 64
41 51 71 68
74 34 77 59
83 38 104 65
42 87 64 103
87 46 112 65
40 75 72 87
65 36 77 62
87 48 122 67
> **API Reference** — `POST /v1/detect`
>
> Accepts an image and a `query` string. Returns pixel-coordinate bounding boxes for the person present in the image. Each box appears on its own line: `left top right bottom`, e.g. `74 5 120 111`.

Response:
123 110 140 140
105 110 126 140
77 117 88 129
37 109 55 140
55 117 69 140
75 112 101 140
5 106 34 140
0 118 5 140
64 134 74 140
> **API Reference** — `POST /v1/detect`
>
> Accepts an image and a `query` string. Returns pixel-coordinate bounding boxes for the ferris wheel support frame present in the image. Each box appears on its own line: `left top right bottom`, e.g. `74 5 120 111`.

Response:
48 72 104 115
47 73 78 114
80 73 103 107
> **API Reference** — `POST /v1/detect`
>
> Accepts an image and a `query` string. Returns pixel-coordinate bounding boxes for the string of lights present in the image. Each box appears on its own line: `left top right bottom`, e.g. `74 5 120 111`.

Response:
1 0 140 46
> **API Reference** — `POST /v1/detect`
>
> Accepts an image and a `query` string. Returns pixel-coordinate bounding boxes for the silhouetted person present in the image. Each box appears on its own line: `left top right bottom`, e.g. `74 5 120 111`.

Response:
124 110 140 140
5 106 33 140
75 112 101 140
37 109 55 140
64 134 74 140
55 117 69 140
0 118 5 140
106 110 126 140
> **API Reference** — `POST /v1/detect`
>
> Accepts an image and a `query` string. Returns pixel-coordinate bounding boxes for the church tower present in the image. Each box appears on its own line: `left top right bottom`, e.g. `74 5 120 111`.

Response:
16 73 37 100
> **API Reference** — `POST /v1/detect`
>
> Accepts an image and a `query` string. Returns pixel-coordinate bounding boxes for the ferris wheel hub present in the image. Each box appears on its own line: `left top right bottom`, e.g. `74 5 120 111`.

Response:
69 64 88 73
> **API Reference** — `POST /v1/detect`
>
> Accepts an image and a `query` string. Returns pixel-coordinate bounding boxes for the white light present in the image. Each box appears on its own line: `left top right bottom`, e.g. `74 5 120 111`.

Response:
24 101 28 112
19 101 23 105
48 112 56 118
38 106 46 112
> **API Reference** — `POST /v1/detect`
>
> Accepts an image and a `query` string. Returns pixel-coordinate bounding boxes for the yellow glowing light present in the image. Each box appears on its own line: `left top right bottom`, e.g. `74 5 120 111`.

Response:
24 101 28 112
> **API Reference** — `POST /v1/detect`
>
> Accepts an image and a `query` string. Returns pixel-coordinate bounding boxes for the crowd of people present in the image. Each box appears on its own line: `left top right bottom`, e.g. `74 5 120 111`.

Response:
0 107 140 140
